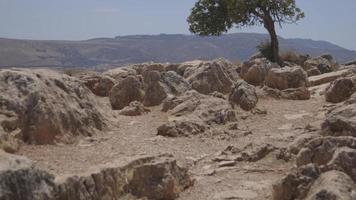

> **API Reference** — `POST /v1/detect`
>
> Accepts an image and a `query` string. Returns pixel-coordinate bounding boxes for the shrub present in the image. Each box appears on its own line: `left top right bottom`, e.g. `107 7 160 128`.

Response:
257 41 274 62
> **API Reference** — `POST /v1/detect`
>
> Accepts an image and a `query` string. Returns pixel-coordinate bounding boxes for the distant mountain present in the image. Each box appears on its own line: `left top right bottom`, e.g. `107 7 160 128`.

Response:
0 33 355 69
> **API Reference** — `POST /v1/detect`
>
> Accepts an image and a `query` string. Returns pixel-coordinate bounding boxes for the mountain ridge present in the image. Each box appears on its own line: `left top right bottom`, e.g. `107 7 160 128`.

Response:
0 33 355 69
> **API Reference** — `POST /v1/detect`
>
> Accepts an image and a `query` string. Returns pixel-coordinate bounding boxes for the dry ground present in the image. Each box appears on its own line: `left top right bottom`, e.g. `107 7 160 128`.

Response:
19 89 327 200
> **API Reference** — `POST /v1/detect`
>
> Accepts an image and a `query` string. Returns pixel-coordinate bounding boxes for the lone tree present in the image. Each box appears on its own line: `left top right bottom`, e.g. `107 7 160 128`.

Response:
188 0 304 64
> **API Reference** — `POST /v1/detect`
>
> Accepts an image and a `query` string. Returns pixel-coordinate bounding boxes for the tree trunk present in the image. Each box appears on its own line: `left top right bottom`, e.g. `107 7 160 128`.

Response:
263 16 280 65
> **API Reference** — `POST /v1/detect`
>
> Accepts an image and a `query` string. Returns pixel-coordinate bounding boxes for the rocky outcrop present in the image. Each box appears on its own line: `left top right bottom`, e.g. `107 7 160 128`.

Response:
119 101 150 116
273 105 356 200
184 59 238 95
240 58 278 86
265 66 309 90
143 71 168 106
159 90 236 137
0 68 107 146
109 76 144 110
229 81 258 111
325 77 356 103
0 153 193 200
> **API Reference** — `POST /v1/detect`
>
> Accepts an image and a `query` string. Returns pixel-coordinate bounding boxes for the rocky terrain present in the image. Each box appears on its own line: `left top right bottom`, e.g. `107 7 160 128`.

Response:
1 53 356 200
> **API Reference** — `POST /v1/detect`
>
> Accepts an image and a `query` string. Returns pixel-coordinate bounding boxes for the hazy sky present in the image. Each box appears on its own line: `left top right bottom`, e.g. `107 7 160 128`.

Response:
1 0 355 50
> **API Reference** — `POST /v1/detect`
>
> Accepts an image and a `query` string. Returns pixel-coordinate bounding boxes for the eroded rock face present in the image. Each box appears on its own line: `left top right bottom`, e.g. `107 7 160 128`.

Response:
325 77 355 103
265 66 309 90
184 59 238 95
109 76 144 110
0 68 107 146
229 81 258 111
0 153 193 200
240 58 278 86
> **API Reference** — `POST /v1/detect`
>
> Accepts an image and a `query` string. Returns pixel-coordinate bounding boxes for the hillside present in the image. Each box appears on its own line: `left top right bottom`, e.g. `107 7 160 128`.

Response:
0 33 355 68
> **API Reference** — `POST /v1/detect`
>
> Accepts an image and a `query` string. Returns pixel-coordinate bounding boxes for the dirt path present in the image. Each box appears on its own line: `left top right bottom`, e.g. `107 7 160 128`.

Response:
19 93 326 199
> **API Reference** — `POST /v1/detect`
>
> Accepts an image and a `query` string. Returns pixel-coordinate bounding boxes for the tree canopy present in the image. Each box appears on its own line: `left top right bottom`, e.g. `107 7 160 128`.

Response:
188 0 304 63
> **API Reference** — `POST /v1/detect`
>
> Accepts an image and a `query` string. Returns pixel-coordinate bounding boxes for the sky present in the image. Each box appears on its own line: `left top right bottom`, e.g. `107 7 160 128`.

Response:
0 0 355 50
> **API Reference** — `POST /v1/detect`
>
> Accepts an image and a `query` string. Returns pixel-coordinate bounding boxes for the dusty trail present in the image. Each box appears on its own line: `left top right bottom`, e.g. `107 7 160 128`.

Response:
19 92 326 199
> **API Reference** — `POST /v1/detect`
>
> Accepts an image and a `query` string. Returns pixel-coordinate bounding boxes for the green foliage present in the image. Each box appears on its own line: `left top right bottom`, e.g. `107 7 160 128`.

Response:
188 0 304 36
257 41 274 62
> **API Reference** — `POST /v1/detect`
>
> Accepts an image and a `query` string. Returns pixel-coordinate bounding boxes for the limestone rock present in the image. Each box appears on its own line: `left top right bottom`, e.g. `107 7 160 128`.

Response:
305 170 356 200
184 59 238 95
0 153 193 200
325 77 355 103
263 86 311 100
160 71 191 96
308 69 352 87
240 58 278 86
157 121 207 137
265 66 309 90
322 104 356 137
0 68 107 145
229 81 258 111
0 151 55 200
143 71 167 106
79 74 115 97
109 76 144 110
272 164 320 200
159 90 236 137
103 67 137 82
119 101 150 116
304 57 335 74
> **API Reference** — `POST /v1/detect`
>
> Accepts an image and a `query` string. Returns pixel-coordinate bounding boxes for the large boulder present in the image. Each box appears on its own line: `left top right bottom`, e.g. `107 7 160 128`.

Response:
143 71 168 106
109 76 144 110
79 74 115 97
229 81 258 111
322 103 356 137
0 151 56 200
119 101 150 116
160 71 191 96
304 56 336 74
305 170 356 200
184 59 238 95
159 90 237 137
0 68 107 146
325 77 356 103
240 58 278 86
265 66 309 90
